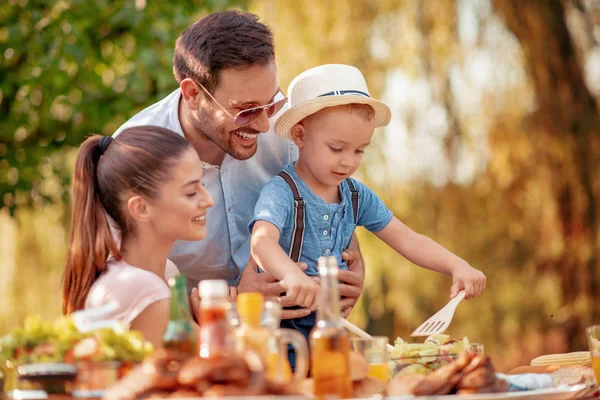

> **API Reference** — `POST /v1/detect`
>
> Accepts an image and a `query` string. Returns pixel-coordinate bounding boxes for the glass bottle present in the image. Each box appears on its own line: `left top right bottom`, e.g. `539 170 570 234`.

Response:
162 276 197 355
310 256 352 399
198 279 230 358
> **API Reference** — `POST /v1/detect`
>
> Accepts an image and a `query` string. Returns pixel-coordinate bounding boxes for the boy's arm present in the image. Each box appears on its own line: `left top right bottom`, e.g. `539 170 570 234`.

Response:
250 221 320 309
374 217 486 299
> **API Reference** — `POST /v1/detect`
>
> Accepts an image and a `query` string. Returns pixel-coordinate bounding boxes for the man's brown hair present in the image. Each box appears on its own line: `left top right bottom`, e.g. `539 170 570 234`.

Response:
173 10 275 93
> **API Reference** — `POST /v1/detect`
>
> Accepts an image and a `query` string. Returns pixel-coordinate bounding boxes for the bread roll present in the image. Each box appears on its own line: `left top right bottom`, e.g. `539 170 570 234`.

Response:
353 377 386 397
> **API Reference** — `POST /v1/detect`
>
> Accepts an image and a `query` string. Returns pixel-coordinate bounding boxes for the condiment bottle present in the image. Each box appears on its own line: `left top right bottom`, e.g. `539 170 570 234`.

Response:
310 256 352 399
162 276 197 355
197 279 230 358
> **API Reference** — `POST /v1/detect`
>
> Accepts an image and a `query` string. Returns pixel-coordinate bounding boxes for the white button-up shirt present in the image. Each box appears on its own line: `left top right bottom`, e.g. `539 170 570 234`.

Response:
114 89 297 289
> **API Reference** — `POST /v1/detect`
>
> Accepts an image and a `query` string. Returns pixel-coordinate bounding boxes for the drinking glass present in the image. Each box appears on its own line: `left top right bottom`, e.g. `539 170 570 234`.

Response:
350 336 389 382
586 325 600 384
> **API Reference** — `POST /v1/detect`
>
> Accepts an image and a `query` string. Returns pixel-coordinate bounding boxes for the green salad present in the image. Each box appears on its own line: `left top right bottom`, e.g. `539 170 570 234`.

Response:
388 334 470 376
0 315 153 365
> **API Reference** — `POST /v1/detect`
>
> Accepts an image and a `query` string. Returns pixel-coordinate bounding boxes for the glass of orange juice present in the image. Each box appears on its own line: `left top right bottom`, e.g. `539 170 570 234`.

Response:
586 325 600 384
350 336 389 382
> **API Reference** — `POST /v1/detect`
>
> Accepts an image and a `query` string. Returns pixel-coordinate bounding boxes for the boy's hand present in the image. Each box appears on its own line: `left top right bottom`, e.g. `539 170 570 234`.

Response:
238 258 284 297
281 271 320 310
450 263 486 300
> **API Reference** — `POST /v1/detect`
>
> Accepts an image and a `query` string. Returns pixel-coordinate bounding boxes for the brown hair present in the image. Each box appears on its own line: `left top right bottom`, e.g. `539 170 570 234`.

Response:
335 104 375 121
173 10 275 92
63 126 192 314
307 104 375 123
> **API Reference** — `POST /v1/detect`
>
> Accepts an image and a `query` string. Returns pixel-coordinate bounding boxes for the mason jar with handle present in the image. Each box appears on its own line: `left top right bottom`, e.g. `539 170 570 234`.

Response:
263 300 309 384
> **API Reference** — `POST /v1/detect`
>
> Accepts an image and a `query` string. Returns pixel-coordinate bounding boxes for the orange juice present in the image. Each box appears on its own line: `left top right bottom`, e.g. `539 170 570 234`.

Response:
592 354 600 384
367 363 389 382
311 333 353 399
310 257 353 399
266 351 293 383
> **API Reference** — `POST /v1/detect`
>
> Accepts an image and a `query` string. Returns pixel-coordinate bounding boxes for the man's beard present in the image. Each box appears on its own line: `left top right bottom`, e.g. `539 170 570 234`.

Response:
193 111 260 161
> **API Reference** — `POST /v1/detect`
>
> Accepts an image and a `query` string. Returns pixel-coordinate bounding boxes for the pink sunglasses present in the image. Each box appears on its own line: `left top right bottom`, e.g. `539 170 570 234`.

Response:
196 81 287 126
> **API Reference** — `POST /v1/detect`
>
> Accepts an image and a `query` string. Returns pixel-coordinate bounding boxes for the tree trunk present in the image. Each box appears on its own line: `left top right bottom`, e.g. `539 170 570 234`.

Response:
493 0 600 350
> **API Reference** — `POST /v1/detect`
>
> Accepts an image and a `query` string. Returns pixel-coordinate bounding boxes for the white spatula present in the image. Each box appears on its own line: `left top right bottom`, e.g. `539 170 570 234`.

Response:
411 290 466 337
340 318 395 351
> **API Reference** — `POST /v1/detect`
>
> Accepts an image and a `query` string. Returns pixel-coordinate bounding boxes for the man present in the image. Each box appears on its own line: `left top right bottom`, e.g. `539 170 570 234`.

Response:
114 10 363 318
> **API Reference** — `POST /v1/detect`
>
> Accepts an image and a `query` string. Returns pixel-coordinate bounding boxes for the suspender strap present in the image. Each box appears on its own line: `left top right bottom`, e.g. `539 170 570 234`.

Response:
345 178 359 224
278 173 360 260
345 178 360 250
277 171 305 263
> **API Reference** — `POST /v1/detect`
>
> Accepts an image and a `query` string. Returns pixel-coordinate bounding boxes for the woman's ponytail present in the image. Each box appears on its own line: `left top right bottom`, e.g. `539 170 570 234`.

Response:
63 135 119 314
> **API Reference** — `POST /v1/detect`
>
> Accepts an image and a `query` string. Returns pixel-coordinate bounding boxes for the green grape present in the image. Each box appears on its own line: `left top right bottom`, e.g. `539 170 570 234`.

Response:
1 315 155 365
96 342 117 362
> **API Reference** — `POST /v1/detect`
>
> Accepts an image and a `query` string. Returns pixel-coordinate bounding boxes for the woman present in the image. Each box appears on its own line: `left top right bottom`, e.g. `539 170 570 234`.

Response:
63 126 213 347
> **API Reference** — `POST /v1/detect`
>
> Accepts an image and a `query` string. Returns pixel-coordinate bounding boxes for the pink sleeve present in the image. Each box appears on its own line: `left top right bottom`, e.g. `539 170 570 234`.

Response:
86 265 171 327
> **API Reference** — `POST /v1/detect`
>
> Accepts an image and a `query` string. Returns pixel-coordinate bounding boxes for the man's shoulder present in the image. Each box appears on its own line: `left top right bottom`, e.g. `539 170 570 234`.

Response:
113 89 181 137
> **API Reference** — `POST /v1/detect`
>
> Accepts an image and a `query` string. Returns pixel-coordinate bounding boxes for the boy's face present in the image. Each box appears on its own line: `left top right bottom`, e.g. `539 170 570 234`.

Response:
293 106 376 187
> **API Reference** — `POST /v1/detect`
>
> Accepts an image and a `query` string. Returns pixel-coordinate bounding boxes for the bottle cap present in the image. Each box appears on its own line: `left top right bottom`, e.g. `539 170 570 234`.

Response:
198 279 229 297
318 256 339 277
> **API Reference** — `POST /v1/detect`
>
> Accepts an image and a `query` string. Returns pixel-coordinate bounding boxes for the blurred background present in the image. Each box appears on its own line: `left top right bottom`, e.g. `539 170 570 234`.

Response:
1 0 600 372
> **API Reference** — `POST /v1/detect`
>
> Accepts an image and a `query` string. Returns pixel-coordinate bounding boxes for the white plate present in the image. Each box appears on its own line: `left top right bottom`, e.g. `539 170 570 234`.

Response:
385 384 598 400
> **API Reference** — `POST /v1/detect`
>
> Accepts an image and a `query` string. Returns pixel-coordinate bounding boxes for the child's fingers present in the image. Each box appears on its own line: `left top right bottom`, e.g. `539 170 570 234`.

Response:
295 290 308 309
296 262 308 271
305 295 316 310
304 292 316 310
312 292 321 310
464 280 475 300
450 281 462 299
286 286 300 305
475 279 483 297
471 273 485 297
479 273 487 295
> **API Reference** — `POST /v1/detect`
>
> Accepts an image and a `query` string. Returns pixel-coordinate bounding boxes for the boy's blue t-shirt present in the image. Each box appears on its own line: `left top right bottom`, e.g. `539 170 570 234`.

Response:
249 163 393 274
249 163 393 369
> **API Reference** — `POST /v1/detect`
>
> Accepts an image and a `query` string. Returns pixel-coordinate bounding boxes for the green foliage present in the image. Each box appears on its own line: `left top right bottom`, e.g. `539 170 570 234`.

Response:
0 0 247 212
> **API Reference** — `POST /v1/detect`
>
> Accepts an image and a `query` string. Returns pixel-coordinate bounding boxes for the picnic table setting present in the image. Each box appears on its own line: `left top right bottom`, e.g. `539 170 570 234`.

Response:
2 273 598 400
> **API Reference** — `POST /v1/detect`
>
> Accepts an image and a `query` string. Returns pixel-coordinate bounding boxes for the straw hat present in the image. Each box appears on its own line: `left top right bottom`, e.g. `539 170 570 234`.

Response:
274 64 391 139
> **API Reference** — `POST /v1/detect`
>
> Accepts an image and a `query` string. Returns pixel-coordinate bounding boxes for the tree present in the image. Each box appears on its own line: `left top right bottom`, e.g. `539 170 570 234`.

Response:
493 0 600 350
0 0 246 213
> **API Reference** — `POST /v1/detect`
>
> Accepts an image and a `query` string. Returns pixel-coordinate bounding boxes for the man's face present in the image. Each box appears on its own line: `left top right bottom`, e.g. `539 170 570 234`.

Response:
192 60 280 160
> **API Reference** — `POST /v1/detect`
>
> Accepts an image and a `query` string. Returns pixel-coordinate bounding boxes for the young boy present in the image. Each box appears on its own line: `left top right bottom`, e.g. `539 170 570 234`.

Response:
249 64 486 344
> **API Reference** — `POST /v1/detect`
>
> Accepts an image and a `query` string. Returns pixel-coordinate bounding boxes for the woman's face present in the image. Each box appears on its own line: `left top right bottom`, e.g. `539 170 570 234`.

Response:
145 147 214 242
